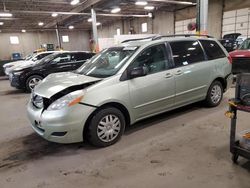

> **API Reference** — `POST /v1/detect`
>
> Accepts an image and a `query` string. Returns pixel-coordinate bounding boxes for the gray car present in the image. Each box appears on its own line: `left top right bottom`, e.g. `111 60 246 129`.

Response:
27 36 233 147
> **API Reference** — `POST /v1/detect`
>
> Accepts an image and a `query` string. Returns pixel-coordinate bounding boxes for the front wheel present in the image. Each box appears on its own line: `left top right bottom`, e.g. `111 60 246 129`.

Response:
87 107 126 147
205 81 223 107
25 75 43 93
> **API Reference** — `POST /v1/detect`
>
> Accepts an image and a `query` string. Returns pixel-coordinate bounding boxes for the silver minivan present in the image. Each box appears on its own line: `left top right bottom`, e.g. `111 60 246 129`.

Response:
27 36 233 147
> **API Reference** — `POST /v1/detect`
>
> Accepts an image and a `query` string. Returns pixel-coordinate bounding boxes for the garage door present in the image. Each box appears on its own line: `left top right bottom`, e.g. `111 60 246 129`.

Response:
222 8 250 37
175 18 196 34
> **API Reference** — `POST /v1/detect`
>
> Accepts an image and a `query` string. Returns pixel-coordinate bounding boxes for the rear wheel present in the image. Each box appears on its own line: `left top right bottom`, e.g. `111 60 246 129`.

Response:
25 75 43 92
205 81 223 107
87 107 125 147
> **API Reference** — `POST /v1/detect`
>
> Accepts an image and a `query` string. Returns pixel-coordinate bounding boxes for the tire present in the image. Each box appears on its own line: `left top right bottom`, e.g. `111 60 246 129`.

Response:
25 75 43 93
87 107 126 147
205 81 223 107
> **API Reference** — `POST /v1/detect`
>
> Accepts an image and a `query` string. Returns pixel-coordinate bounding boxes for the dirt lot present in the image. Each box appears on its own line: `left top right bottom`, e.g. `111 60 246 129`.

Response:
0 77 249 188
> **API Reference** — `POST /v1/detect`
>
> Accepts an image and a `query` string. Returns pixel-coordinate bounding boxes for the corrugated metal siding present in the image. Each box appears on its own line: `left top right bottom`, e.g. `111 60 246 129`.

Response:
222 8 250 37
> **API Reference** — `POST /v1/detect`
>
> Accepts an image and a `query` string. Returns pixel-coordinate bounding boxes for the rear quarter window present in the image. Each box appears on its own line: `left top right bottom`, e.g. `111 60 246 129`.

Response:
199 40 226 60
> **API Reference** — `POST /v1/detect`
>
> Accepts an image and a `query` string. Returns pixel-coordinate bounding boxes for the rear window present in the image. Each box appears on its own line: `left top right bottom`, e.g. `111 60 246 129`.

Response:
199 40 226 60
170 41 205 67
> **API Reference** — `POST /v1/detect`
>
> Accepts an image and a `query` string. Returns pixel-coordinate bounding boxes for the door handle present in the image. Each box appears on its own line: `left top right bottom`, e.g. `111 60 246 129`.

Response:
165 73 173 78
175 70 182 75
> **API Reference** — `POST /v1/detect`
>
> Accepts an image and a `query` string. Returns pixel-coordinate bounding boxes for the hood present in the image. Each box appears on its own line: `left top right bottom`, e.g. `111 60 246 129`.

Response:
34 72 102 98
223 33 241 39
15 60 35 67
3 60 25 68
8 61 35 72
229 50 250 58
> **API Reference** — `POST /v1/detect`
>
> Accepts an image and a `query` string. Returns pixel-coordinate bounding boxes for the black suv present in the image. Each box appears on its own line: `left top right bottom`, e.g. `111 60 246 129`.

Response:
219 33 242 52
10 51 95 92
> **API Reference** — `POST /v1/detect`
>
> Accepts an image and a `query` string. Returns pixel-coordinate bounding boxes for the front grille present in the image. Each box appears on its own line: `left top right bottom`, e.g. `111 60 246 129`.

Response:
232 57 250 74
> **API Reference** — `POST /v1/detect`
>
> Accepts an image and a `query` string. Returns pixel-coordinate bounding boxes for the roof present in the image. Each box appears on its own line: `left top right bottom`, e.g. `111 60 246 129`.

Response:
37 50 92 55
118 35 217 48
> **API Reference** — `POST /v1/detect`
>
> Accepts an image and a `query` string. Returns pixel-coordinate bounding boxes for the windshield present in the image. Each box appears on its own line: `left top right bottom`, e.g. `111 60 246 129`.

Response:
24 54 34 61
76 46 138 78
239 38 250 50
37 53 59 64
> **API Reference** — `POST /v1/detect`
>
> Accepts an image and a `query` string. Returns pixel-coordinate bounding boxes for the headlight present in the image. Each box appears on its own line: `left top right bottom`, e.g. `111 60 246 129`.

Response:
13 71 23 75
14 67 26 71
31 93 44 109
4 65 13 69
47 90 84 111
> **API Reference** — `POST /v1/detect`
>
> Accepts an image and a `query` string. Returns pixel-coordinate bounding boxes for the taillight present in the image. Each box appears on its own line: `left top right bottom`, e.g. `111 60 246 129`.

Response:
227 56 232 64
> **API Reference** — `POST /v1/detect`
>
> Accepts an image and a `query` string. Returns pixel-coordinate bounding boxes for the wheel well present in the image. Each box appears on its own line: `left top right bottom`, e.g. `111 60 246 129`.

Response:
25 74 44 84
213 77 227 91
83 102 131 139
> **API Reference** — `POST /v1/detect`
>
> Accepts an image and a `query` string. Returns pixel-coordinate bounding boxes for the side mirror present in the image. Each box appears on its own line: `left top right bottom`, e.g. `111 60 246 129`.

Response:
129 66 148 79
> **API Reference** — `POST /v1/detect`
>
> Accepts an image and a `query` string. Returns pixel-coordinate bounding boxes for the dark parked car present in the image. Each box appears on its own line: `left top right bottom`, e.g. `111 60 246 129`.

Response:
219 33 242 52
9 51 95 92
229 38 250 74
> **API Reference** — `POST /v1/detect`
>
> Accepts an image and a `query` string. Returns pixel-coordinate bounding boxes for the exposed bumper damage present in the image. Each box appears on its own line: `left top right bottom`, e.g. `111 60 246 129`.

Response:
27 78 101 143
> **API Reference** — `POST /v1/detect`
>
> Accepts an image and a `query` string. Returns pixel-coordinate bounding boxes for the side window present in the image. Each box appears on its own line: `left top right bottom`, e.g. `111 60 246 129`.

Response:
73 53 90 61
170 41 205 67
70 53 77 61
74 53 83 61
199 40 226 60
32 56 38 61
132 44 169 74
38 53 52 60
36 54 43 60
52 54 71 64
85 53 95 60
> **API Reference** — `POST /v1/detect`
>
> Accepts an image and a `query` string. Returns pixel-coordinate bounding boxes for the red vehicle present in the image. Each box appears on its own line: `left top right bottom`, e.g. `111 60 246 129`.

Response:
229 38 250 74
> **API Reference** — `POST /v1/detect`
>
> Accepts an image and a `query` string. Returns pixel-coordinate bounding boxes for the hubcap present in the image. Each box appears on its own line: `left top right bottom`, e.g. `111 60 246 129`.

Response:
29 77 42 90
97 114 121 143
211 85 222 104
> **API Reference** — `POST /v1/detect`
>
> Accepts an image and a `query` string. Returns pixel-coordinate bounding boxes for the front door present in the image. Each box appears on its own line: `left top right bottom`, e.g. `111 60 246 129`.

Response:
48 53 74 75
127 43 175 120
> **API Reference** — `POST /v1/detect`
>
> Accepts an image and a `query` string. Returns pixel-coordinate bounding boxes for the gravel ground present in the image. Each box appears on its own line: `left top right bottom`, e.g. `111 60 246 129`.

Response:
0 77 249 188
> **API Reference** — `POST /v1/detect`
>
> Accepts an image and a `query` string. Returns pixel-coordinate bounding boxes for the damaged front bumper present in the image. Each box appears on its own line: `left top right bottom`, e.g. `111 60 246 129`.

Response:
27 100 96 143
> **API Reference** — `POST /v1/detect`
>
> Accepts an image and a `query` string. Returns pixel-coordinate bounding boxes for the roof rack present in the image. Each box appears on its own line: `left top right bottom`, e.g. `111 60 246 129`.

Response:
121 36 159 43
153 34 214 40
121 34 214 43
